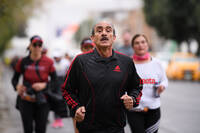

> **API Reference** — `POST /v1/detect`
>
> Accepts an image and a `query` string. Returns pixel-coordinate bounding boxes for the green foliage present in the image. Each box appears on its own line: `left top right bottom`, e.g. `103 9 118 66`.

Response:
143 0 200 44
74 19 95 45
0 0 35 56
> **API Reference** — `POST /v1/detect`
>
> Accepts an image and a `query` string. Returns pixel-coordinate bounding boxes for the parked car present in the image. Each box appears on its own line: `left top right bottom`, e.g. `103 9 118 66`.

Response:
155 52 172 71
166 52 200 81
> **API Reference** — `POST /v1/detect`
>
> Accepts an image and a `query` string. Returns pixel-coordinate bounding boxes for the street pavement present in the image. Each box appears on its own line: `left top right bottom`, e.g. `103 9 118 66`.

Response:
0 65 200 133
159 80 200 133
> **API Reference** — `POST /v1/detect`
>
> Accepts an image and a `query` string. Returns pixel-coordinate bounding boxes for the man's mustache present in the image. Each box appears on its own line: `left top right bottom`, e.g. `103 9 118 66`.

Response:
100 36 109 41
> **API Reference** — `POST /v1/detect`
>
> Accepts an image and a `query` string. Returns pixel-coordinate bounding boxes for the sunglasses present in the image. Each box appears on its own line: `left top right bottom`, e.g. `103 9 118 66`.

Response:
83 40 93 44
33 42 42 47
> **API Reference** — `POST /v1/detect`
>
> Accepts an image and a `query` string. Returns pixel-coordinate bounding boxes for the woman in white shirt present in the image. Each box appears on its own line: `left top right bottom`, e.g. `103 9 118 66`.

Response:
127 34 168 133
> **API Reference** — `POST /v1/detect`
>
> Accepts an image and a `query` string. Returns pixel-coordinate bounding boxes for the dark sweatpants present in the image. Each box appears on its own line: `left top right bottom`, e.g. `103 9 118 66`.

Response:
18 99 49 133
127 108 161 133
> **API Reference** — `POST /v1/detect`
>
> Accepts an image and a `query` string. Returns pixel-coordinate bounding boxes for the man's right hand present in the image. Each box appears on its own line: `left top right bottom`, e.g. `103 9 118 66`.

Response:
75 106 86 122
16 84 26 96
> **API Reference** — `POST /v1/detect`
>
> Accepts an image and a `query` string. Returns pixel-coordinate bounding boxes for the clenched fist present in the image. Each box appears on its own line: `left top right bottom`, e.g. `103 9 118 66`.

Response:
120 94 134 110
75 106 86 122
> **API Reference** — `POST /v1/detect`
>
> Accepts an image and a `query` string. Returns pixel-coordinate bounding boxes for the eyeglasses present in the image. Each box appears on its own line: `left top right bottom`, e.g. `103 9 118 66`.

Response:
33 42 42 48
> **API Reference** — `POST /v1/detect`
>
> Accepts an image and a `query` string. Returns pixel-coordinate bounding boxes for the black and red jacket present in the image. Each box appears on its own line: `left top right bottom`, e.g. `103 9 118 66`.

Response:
12 55 57 95
62 48 142 131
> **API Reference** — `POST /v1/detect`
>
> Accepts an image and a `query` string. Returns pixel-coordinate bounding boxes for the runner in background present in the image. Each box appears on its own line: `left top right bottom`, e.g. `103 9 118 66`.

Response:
11 35 58 133
127 34 168 133
116 30 133 57
80 37 95 52
51 50 71 128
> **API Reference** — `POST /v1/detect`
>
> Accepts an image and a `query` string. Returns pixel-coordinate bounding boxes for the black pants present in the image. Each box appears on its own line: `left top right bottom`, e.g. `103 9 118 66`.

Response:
127 108 161 133
18 99 50 133
79 128 125 133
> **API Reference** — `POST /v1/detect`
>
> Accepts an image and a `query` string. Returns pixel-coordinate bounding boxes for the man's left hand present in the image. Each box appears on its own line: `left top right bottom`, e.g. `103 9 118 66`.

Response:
120 94 134 110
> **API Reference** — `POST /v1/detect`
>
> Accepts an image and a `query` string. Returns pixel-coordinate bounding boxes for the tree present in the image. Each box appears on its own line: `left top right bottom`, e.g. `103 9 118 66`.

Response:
74 19 95 45
0 0 41 56
143 0 200 55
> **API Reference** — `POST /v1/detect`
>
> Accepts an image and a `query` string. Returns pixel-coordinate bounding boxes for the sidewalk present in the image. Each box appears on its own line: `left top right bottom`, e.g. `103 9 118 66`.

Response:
0 64 23 133
0 63 12 132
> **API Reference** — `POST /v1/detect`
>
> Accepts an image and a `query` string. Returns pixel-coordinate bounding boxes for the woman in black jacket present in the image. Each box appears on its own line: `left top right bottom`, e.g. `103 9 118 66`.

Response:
11 35 57 133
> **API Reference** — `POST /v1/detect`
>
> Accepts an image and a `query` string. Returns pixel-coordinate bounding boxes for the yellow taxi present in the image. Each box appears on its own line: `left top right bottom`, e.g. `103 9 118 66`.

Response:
166 52 200 80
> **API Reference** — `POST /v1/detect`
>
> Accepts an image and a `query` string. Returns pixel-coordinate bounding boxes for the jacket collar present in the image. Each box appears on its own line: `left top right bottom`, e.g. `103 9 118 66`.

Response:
94 48 117 63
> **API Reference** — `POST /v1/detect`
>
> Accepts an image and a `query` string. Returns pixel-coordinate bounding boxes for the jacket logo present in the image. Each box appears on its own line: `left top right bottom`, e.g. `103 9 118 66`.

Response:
113 65 121 72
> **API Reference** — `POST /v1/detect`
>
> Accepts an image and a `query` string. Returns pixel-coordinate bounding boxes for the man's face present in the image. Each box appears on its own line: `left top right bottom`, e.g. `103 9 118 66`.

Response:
81 44 94 52
91 22 116 48
123 32 131 46
54 57 61 63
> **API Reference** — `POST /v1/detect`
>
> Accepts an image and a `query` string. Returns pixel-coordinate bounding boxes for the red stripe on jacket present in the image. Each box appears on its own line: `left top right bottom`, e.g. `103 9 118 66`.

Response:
62 50 94 109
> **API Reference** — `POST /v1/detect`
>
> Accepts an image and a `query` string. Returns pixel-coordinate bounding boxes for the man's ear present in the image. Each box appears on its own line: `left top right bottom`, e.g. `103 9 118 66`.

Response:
90 36 94 42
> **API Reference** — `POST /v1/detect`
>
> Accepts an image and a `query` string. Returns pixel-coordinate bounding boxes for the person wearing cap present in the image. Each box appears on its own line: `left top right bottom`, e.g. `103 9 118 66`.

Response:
80 37 95 52
11 35 58 133
62 21 142 133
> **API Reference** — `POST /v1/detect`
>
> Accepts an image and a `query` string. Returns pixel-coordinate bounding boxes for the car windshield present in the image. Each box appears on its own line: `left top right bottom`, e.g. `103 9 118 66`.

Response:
175 57 199 62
